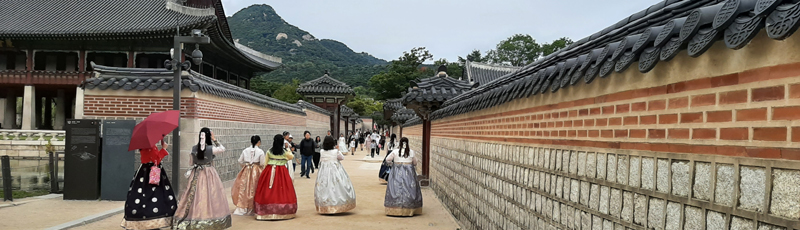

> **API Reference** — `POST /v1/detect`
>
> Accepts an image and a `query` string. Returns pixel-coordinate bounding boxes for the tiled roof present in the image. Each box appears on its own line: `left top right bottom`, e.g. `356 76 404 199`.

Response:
0 0 281 72
0 0 216 39
432 0 800 120
464 61 522 86
401 71 475 106
296 72 355 96
383 99 405 113
403 116 422 127
339 105 357 117
84 63 305 115
391 109 417 124
296 100 331 115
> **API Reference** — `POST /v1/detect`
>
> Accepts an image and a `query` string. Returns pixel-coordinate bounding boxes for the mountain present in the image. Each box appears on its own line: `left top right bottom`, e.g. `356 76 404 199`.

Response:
227 4 388 88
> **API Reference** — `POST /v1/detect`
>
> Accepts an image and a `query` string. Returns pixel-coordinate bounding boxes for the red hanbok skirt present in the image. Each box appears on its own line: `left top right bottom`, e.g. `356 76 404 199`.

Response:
254 164 297 220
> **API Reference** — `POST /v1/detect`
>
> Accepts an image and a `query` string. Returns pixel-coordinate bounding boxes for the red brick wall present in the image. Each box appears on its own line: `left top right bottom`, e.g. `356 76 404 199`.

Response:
84 95 304 126
424 62 800 161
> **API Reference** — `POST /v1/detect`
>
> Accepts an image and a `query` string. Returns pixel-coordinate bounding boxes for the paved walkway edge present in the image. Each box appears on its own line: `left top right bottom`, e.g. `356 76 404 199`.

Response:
45 207 124 230
0 194 63 209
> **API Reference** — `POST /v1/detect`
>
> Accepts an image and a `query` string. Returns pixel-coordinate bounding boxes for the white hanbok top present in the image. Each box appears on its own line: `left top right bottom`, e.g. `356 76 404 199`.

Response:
238 146 265 165
320 149 345 162
386 149 416 165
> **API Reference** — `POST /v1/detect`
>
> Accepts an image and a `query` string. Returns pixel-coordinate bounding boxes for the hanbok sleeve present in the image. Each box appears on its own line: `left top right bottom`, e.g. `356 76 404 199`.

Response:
238 149 247 165
337 151 344 161
385 149 396 163
411 150 418 166
285 150 294 161
156 148 169 164
212 142 226 154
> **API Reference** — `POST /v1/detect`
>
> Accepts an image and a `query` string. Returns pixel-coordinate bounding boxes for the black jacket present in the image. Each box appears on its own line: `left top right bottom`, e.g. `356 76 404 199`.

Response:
299 138 316 156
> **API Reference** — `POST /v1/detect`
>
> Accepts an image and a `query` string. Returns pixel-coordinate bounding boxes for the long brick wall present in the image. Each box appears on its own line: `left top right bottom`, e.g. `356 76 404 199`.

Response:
403 33 800 230
82 92 332 186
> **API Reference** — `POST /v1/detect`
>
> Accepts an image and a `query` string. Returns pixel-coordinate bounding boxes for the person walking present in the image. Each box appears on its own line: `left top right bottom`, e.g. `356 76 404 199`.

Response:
254 135 297 220
282 132 296 181
349 137 356 155
383 137 423 216
174 128 231 229
314 136 357 214
313 136 322 169
121 140 177 229
299 131 316 179
231 135 265 216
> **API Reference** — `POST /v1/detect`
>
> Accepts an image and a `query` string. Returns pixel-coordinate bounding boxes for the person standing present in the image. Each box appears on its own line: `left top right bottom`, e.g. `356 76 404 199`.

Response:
174 128 231 229
379 135 386 150
314 136 357 214
231 135 265 216
337 134 349 154
299 131 315 179
313 136 322 169
282 132 296 181
383 137 423 216
364 131 372 156
254 135 297 220
121 140 177 229
358 131 365 151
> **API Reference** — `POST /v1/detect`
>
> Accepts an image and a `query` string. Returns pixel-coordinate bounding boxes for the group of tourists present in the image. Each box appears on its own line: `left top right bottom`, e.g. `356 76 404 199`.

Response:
121 127 422 230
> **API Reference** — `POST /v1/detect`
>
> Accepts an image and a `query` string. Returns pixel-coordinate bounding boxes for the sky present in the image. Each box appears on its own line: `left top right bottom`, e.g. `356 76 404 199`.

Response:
221 0 663 63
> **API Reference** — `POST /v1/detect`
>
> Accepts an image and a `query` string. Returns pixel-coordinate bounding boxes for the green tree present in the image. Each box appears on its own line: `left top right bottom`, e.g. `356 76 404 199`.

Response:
457 49 484 65
433 58 463 78
368 47 433 100
250 77 284 96
541 37 573 57
272 79 305 103
485 35 573 66
486 34 541 66
346 96 383 117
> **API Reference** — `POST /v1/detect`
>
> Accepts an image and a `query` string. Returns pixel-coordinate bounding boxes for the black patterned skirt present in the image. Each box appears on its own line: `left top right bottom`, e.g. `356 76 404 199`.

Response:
121 163 178 229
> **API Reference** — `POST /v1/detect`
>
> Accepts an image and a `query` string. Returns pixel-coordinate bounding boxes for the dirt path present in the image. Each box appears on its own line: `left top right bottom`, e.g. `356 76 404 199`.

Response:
80 148 459 229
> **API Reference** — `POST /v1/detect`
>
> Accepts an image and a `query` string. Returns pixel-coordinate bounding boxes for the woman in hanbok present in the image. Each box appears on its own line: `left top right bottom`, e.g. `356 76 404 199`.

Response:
121 140 177 229
378 134 398 183
254 135 297 220
363 132 372 156
174 128 231 230
314 136 357 214
383 137 423 216
231 135 265 216
337 134 349 154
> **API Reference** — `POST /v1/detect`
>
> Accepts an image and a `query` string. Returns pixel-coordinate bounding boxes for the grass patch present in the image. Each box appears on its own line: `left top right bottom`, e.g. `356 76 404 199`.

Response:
0 189 50 199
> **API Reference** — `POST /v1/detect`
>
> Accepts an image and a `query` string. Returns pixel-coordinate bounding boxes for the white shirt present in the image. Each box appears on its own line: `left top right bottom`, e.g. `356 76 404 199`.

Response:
238 146 265 165
371 133 380 142
386 149 416 164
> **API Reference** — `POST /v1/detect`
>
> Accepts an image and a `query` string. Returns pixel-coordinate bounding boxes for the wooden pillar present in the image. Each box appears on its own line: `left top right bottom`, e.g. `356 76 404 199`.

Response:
25 49 33 84
127 52 134 67
43 96 52 129
334 105 340 138
422 119 431 180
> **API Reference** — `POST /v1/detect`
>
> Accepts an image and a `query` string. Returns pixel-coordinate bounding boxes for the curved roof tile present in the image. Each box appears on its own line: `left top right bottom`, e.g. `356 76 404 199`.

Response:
85 63 305 115
296 72 355 96
430 0 800 121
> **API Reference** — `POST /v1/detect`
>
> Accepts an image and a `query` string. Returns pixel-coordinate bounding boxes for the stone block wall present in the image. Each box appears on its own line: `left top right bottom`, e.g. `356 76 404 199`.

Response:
427 138 799 230
403 33 800 229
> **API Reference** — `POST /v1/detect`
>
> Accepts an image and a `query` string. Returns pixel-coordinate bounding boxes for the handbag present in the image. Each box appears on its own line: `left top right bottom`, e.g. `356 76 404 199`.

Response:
149 165 161 185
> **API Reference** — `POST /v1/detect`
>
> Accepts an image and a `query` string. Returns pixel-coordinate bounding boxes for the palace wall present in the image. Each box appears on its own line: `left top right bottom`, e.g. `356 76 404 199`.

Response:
405 31 800 229
82 88 328 187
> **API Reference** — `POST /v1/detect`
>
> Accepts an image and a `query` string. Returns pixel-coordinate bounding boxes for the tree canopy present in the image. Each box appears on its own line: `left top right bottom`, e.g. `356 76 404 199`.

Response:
483 34 573 66
368 47 434 100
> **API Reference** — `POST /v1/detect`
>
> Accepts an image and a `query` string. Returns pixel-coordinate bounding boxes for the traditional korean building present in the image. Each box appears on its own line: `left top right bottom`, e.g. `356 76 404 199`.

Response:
463 60 521 86
400 65 475 184
296 71 355 135
0 0 280 130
